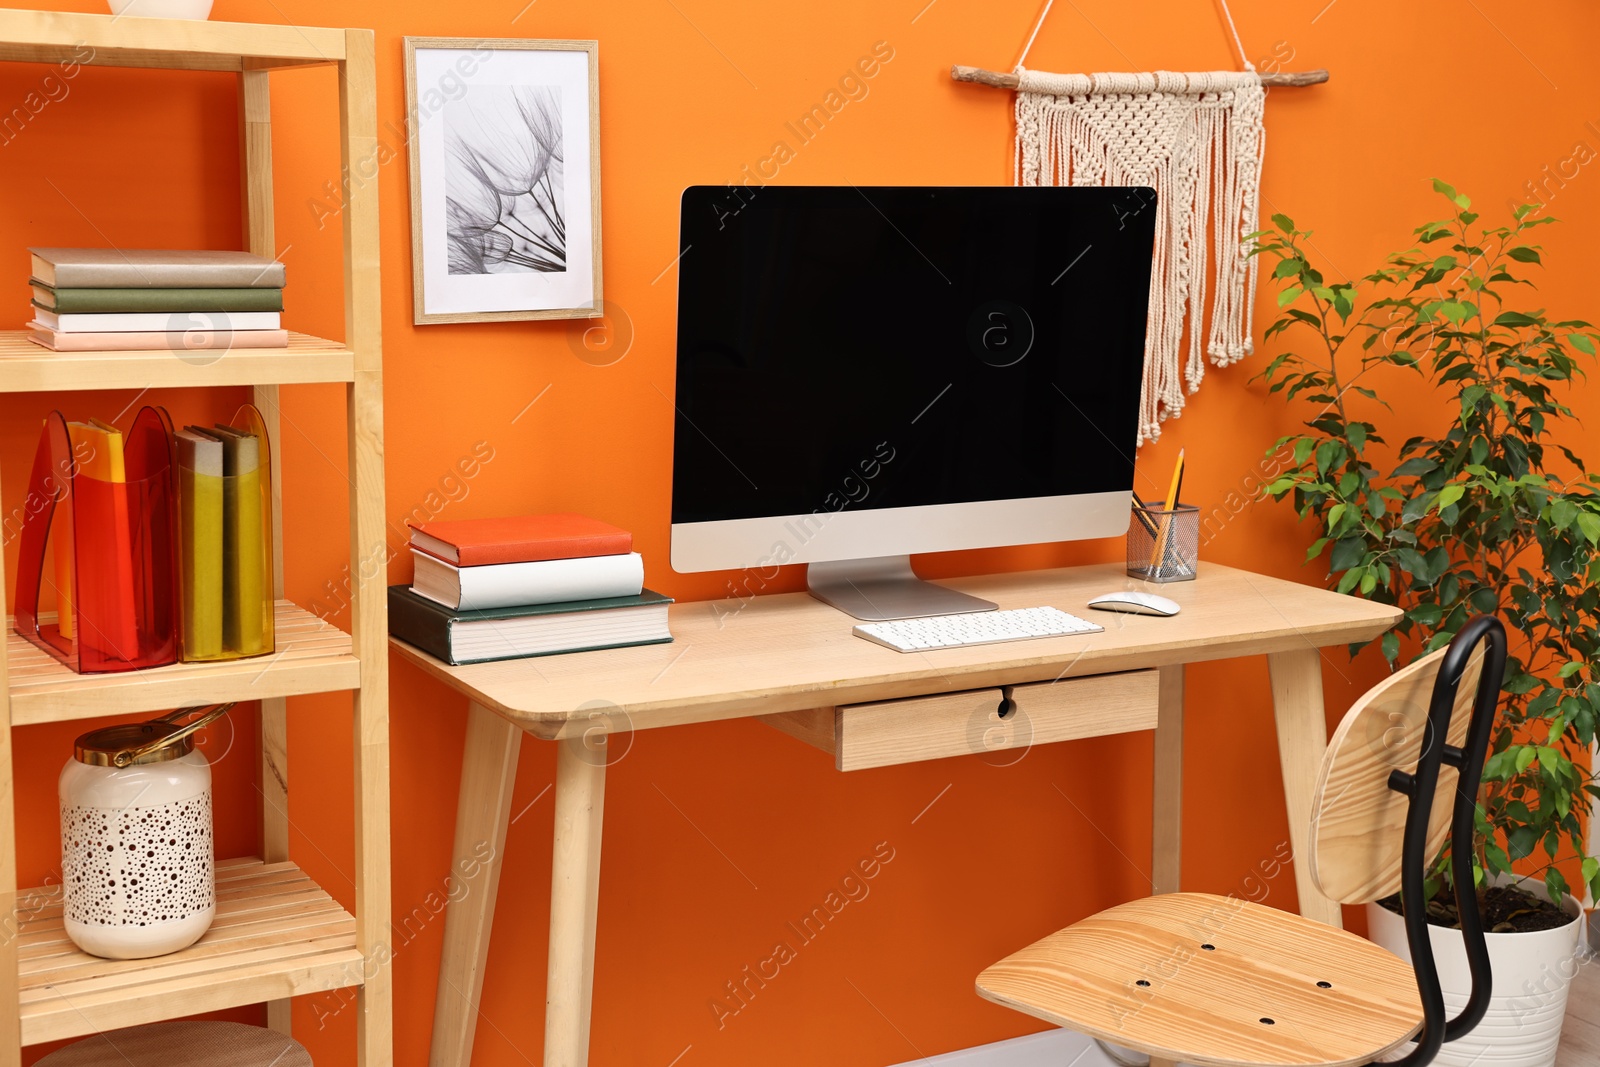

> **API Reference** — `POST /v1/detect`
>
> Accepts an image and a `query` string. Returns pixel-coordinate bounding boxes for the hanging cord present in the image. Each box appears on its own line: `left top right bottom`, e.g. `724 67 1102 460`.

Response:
1012 0 1256 73
1215 0 1255 71
1012 0 1056 71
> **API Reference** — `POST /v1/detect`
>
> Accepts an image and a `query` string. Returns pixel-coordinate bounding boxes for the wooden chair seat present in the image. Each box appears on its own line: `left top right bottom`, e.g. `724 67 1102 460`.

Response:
976 892 1423 1067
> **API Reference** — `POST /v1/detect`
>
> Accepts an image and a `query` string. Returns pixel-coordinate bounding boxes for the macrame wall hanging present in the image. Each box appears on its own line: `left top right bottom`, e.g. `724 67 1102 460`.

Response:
954 1 1328 445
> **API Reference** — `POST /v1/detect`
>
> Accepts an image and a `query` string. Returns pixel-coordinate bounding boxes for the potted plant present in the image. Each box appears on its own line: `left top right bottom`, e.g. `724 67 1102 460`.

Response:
1251 182 1600 1067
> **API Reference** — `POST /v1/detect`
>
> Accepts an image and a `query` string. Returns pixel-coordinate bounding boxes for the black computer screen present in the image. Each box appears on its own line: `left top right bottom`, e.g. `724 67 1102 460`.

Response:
672 186 1156 525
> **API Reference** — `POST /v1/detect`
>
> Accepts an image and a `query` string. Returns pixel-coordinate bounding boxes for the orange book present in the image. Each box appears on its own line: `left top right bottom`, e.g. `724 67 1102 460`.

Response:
408 514 632 567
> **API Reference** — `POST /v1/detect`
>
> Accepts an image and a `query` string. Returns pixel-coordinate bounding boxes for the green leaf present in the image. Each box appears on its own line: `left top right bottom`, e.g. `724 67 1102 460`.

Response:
1270 213 1295 233
1545 868 1569 904
1435 484 1465 511
1394 457 1437 477
1494 311 1540 327
1330 537 1366 572
1577 512 1600 545
1380 631 1399 664
1274 258 1303 278
1570 333 1595 355
1506 246 1542 264
1278 285 1304 308
1507 825 1540 861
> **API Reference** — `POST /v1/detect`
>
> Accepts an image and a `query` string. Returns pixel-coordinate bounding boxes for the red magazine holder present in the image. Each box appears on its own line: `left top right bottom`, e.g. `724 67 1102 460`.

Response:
13 407 179 673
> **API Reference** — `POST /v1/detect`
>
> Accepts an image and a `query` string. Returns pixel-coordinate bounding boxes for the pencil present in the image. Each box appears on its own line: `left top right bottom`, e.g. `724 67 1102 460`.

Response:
1130 491 1161 537
1147 449 1186 574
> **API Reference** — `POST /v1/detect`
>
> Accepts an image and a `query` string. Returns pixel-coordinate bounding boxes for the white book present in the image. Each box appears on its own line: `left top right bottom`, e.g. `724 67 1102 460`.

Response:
31 308 282 333
410 549 645 611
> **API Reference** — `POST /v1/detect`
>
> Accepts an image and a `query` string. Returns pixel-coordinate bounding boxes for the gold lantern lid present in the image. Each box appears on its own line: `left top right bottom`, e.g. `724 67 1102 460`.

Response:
72 703 234 768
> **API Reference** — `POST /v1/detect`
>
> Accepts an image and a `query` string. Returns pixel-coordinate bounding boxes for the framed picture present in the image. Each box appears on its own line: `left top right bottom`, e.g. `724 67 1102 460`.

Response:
404 38 602 324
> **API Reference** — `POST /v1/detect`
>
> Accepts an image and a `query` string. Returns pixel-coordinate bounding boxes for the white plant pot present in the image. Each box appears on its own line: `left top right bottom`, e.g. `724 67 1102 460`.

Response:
1366 876 1583 1067
106 0 215 19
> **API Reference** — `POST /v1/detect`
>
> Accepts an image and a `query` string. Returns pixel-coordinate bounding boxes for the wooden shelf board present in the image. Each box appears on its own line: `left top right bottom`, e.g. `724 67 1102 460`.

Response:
0 332 355 393
18 858 362 1046
8 601 359 725
0 10 345 71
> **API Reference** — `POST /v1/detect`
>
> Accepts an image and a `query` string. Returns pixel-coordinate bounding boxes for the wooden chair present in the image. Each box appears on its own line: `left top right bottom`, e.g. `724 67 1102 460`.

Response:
976 616 1506 1067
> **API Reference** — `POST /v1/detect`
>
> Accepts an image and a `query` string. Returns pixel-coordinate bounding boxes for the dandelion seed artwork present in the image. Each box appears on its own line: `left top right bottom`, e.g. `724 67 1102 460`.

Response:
445 86 566 276
406 39 602 324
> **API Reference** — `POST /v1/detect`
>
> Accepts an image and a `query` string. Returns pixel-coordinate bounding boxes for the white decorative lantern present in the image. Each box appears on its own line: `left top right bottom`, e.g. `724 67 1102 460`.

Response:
59 705 230 960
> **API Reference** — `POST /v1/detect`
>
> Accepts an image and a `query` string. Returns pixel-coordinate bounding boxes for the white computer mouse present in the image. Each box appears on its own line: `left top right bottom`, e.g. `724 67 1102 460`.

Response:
1087 591 1181 616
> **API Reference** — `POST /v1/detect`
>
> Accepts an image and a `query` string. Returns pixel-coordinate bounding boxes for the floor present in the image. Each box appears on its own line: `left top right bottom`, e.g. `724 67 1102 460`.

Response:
1556 937 1599 1067
907 926 1600 1067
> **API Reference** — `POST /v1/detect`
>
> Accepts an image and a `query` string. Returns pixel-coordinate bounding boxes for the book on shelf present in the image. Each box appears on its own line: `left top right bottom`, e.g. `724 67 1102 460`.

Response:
27 326 290 352
211 423 268 655
30 247 287 289
408 513 633 566
32 284 285 314
174 428 224 660
32 308 282 333
66 419 139 658
411 549 645 611
388 584 674 666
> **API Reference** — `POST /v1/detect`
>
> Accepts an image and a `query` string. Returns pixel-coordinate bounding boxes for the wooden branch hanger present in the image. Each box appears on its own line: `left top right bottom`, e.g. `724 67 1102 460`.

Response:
951 65 1329 88
953 0 1330 90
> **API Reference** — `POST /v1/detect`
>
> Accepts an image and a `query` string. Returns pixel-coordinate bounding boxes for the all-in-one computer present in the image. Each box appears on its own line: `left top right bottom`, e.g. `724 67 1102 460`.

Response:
671 185 1158 624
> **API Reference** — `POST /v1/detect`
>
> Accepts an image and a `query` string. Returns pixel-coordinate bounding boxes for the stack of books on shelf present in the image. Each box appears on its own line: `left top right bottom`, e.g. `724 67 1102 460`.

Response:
26 247 288 352
388 514 672 665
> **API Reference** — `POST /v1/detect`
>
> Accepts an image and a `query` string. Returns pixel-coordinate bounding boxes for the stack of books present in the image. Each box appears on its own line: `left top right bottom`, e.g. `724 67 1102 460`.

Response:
26 248 288 352
388 514 672 665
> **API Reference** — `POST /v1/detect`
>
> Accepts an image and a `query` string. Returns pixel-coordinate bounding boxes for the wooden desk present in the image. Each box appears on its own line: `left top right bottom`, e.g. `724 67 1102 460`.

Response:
392 562 1400 1067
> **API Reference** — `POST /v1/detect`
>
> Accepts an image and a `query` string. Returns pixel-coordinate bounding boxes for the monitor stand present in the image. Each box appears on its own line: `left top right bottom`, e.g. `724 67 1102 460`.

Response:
806 556 998 622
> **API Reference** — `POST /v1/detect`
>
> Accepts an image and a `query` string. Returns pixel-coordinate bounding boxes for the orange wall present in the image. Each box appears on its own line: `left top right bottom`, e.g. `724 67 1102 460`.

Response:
3 1 1598 1064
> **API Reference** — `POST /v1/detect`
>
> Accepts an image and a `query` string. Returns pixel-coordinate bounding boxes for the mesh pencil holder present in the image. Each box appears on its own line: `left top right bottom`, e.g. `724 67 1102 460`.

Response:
13 407 179 673
1126 501 1199 584
176 403 275 662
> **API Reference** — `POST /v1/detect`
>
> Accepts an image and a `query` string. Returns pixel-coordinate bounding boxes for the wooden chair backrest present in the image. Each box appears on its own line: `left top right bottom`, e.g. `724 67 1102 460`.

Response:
1306 643 1486 905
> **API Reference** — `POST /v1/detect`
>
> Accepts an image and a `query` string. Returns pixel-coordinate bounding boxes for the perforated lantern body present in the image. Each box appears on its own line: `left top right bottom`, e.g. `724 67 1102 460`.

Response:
59 726 216 960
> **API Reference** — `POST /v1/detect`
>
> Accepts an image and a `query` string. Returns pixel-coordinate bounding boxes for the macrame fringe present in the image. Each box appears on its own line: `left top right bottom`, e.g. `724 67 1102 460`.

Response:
1014 69 1265 445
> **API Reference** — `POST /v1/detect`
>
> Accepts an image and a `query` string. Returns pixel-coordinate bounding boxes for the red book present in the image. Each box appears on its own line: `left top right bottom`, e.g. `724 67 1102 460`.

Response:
409 514 633 567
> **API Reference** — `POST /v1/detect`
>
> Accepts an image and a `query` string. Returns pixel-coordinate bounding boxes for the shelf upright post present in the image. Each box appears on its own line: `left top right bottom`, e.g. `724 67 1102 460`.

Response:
339 28 392 1067
239 62 294 1038
0 461 17 1067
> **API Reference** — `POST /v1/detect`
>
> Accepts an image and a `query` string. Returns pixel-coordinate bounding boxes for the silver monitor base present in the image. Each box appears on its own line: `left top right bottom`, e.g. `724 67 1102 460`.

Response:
806 556 997 621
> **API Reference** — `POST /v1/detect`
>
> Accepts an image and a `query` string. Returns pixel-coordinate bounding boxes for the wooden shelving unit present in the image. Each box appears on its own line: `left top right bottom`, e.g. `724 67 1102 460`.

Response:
0 11 390 1066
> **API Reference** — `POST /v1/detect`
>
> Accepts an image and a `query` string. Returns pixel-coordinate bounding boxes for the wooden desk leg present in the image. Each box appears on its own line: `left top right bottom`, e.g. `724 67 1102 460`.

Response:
545 734 607 1067
429 703 522 1067
1151 665 1183 895
1267 648 1344 929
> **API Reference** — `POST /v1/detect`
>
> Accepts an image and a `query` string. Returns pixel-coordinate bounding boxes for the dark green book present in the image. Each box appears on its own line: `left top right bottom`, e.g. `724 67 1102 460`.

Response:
31 284 285 314
388 584 673 665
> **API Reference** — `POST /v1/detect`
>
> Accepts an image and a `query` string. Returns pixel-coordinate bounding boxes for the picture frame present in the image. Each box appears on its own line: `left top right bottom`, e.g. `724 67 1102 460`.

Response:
404 37 602 324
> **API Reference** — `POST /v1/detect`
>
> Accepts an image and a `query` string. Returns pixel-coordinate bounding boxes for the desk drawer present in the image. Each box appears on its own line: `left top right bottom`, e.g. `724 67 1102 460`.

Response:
797 669 1158 771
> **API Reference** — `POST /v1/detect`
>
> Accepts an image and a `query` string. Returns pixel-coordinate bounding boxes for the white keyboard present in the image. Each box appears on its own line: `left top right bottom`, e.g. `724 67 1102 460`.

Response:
853 606 1103 653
